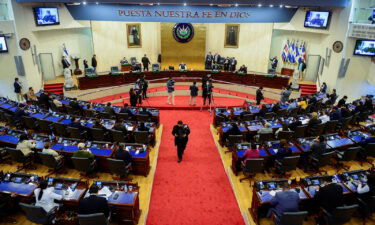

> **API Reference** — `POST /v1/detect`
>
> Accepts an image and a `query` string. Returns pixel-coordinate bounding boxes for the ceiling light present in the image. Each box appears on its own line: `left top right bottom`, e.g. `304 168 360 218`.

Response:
279 4 283 8
95 2 98 4
209 3 213 6
258 4 262 7
235 3 238 7
183 3 187 6
270 4 273 7
82 1 86 5
157 2 160 5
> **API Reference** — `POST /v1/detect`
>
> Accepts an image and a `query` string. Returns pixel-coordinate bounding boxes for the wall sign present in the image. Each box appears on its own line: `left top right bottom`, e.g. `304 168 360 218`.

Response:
173 23 194 43
66 4 298 23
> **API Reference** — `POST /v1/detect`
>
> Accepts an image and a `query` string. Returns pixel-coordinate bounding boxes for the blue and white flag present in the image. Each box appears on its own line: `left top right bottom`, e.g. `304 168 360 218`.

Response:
62 43 71 65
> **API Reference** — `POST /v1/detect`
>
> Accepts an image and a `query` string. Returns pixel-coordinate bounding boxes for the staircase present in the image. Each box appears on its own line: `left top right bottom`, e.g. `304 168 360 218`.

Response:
299 84 317 97
43 83 64 96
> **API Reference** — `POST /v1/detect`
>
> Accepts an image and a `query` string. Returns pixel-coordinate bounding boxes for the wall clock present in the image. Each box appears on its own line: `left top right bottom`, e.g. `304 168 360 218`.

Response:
332 41 343 53
19 38 31 50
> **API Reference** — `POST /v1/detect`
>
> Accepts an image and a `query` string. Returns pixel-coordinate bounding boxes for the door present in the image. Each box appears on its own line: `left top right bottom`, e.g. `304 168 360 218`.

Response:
39 53 56 81
304 55 321 82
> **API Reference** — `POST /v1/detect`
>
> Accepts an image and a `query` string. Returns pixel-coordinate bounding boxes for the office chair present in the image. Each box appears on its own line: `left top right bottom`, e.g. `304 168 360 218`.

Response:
324 120 338 134
264 112 276 119
359 143 375 166
65 105 77 115
294 126 307 138
110 130 128 143
19 203 57 225
89 128 108 141
38 152 64 175
78 213 108 225
134 131 151 145
321 204 358 225
357 196 375 224
136 114 150 122
110 66 120 75
240 158 264 186
53 122 67 137
275 155 300 178
226 135 243 153
117 113 129 121
22 116 38 130
5 147 35 171
277 131 294 141
310 151 335 174
334 147 360 172
107 158 132 180
71 157 97 177
241 114 254 121
4 113 20 128
67 127 87 140
37 119 53 134
309 123 325 136
256 132 274 144
83 108 96 118
274 211 308 225
99 112 112 119
289 108 299 117
277 109 288 118
340 116 352 131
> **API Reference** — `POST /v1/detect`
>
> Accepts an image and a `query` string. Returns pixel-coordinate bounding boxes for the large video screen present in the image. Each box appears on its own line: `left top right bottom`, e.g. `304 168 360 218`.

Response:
0 35 8 53
33 7 60 26
304 10 331 29
353 39 375 56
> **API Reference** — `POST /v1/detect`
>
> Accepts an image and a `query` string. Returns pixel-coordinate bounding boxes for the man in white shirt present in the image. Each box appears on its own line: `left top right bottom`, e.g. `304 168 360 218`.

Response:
319 112 330 124
52 96 63 108
16 134 36 156
42 143 63 161
34 180 63 213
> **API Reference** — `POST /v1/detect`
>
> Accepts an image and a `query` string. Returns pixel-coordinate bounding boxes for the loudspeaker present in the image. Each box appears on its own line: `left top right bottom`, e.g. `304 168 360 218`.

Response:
325 48 332 67
14 56 25 76
338 58 350 78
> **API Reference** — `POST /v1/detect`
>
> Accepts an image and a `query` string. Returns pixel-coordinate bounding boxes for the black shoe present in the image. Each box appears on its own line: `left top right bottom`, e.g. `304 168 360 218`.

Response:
178 159 182 163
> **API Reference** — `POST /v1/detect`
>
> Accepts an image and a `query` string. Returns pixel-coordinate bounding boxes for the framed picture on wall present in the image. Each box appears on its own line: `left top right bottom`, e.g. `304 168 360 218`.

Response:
126 23 142 48
224 24 240 48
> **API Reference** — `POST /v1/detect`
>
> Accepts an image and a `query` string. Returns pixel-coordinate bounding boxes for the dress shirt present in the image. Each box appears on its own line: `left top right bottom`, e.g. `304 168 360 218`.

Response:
34 187 63 213
16 140 35 156
319 115 330 124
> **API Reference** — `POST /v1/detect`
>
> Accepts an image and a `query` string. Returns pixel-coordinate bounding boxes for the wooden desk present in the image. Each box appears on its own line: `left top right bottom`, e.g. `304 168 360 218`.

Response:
77 71 290 90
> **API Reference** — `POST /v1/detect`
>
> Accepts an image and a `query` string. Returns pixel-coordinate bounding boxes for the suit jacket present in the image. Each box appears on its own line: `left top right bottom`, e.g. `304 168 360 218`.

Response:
141 57 150 66
14 108 28 122
337 99 346 107
270 190 300 216
119 107 133 116
91 57 97 68
315 183 344 212
114 149 132 165
172 125 190 146
62 59 70 69
256 89 264 101
78 195 110 217
310 142 327 159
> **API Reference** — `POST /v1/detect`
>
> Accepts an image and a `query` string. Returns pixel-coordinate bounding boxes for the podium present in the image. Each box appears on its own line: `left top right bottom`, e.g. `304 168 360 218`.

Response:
280 67 294 76
73 58 82 75
121 64 132 72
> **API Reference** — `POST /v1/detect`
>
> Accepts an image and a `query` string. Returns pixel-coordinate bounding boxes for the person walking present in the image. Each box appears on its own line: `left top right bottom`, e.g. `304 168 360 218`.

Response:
189 82 198 106
167 77 175 105
172 121 190 163
256 87 264 105
14 78 23 102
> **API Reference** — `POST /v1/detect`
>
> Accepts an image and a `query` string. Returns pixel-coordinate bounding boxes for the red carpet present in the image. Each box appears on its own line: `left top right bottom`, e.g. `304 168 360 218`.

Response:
147 110 245 225
112 96 249 110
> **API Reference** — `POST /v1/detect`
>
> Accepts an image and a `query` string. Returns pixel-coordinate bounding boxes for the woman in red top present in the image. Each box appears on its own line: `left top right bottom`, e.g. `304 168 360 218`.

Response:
242 145 260 160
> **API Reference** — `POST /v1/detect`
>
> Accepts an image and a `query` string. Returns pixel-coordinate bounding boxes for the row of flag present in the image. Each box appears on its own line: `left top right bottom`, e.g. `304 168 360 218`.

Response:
281 40 307 64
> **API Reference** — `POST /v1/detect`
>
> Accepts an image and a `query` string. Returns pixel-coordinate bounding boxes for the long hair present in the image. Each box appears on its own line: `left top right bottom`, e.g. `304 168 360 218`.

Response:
38 180 48 200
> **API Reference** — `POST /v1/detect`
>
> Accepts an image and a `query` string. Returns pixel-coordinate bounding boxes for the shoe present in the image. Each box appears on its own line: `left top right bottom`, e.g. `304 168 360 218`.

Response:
178 159 182 163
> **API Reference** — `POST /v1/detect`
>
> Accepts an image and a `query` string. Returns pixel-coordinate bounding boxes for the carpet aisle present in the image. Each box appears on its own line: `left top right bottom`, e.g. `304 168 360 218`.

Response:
147 110 245 225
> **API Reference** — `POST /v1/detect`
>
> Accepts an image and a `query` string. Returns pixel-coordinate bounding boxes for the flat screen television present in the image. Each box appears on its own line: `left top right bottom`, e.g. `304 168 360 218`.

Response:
0 35 8 53
33 7 60 26
304 10 331 29
353 39 375 56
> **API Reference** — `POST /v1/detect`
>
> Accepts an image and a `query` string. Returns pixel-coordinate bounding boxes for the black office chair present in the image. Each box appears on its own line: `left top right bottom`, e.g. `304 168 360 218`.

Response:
136 114 150 122
240 158 264 186
294 126 307 138
19 203 57 225
66 105 77 115
277 131 294 141
67 127 86 139
37 119 53 133
89 128 107 141
71 157 97 177
359 143 375 166
274 211 308 225
110 129 127 143
99 112 112 119
38 152 64 174
335 147 360 172
117 113 129 121
107 158 131 179
226 135 243 152
4 113 19 128
53 122 67 137
310 151 335 174
22 116 38 130
277 109 288 118
264 112 276 119
5 147 34 171
83 109 96 118
289 108 299 117
78 213 108 225
321 204 358 225
357 196 375 224
0 110 6 122
256 132 274 144
275 155 300 177
241 114 254 121
134 131 150 145
215 115 226 127
324 120 338 134
310 123 325 136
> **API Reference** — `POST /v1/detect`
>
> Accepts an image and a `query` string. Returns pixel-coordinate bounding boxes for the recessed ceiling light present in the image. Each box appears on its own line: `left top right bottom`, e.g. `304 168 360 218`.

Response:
280 4 283 8
82 1 86 5
235 3 238 7
157 2 160 5
95 2 98 4
183 3 187 6
270 4 273 7
258 4 262 7
209 3 213 6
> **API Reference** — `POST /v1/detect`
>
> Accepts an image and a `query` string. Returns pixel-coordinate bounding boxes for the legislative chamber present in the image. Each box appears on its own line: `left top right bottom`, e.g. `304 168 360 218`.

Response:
0 0 374 225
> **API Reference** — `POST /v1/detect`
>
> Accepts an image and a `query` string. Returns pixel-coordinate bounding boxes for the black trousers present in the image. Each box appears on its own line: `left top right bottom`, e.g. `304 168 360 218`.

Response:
143 64 149 71
256 98 261 105
203 94 211 105
177 144 187 160
142 88 147 98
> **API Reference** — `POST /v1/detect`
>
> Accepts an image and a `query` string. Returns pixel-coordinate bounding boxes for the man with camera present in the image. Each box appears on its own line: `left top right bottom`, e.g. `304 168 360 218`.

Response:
172 120 190 163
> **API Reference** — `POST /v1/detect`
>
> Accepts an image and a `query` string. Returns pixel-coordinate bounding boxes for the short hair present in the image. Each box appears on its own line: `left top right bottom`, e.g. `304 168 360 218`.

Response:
124 103 129 107
15 78 19 81
311 112 318 119
343 96 348 99
107 102 111 106
264 123 271 128
177 120 183 125
44 143 50 149
19 134 28 142
279 139 287 147
77 142 86 150
89 184 99 194
322 176 332 183
318 136 325 142
193 82 196 85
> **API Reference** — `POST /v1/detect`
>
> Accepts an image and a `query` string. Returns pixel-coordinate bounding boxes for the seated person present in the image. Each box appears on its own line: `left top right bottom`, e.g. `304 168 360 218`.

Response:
272 102 281 113
298 98 308 110
120 57 129 64
239 108 251 120
13 104 28 123
42 143 63 161
242 143 260 161
287 99 298 112
238 65 247 74
69 117 85 131
275 139 292 162
52 96 62 108
339 105 351 119
16 134 35 157
257 104 269 118
303 136 327 170
34 180 62 213
257 122 273 135
78 185 110 219
27 87 38 102
104 102 115 116
222 123 241 143
329 107 342 121
114 144 132 166
138 107 152 117
119 103 134 116
113 120 128 135
319 111 330 124
267 185 300 218
275 124 290 139
178 62 187 71
287 116 302 131
307 112 322 134
315 176 344 213
38 92 51 109
69 98 82 113
138 122 149 132
93 119 107 131
72 143 94 159
337 96 348 108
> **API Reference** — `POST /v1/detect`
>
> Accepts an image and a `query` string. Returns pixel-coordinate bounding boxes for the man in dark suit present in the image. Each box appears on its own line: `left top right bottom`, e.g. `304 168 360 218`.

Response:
13 104 28 123
213 53 221 64
267 186 300 217
230 57 237 71
141 54 150 71
78 185 110 219
288 116 302 131
205 52 213 70
329 89 338 104
91 55 97 73
119 103 134 117
172 120 190 163
14 78 23 102
256 87 264 105
337 96 347 108
114 144 132 166
113 120 128 135
38 91 50 109
315 176 344 213
329 107 342 121
69 98 82 114
69 117 85 131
